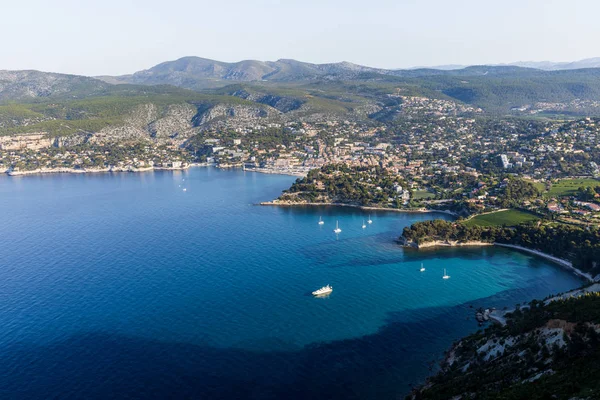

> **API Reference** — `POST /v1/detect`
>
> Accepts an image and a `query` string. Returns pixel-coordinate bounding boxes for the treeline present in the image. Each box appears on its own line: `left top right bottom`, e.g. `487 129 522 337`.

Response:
497 177 540 207
402 220 600 274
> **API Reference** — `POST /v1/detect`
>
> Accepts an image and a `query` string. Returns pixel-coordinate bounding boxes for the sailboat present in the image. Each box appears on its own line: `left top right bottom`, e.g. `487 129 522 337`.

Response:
318 216 324 225
442 269 450 279
420 263 425 272
334 220 342 234
362 220 366 229
367 215 373 224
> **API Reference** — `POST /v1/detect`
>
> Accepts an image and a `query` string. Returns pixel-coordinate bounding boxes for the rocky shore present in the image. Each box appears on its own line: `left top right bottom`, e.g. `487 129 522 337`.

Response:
401 238 493 248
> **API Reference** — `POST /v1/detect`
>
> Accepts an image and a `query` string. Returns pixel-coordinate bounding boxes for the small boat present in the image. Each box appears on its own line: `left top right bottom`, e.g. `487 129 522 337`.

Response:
362 220 366 229
312 285 333 296
334 221 342 234
318 216 324 225
183 188 187 192
420 263 425 272
367 215 373 224
442 268 450 279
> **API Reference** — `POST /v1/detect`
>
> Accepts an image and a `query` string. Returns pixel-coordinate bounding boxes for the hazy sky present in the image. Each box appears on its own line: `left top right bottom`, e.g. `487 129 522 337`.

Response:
1 0 597 76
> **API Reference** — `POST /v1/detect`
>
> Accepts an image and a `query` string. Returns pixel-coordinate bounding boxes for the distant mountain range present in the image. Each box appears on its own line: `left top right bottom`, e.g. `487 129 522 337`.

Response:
94 56 600 90
424 57 600 71
4 56 600 118
97 57 396 89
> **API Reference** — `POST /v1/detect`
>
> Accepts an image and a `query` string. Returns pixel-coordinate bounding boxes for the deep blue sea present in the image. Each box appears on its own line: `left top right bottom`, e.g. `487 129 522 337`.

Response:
0 168 583 399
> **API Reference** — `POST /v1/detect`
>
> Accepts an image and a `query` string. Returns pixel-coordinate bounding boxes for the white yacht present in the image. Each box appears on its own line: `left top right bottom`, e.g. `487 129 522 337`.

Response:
362 220 366 229
312 285 333 296
420 263 425 272
442 269 450 279
318 216 324 225
367 215 373 224
183 188 187 192
334 221 342 234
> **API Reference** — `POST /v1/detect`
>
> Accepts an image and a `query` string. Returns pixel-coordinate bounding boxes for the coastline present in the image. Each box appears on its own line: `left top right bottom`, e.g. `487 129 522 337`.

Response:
403 239 595 283
260 200 458 216
494 243 594 282
241 167 307 177
2 163 309 178
406 240 493 249
3 164 200 176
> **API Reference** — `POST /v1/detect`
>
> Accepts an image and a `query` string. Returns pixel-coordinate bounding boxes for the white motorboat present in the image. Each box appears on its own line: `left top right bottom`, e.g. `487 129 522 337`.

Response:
312 285 333 296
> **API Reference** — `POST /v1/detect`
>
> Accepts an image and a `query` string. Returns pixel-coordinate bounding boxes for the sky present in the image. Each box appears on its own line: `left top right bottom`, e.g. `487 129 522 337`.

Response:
1 0 598 76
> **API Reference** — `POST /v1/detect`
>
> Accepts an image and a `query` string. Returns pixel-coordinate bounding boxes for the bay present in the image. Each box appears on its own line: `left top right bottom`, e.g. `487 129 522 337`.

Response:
0 168 583 399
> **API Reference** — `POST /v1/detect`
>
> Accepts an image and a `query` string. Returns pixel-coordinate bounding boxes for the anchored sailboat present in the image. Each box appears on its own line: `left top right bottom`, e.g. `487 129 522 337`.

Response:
318 216 324 225
367 215 372 224
420 263 425 272
334 220 342 234
362 220 366 229
442 269 450 279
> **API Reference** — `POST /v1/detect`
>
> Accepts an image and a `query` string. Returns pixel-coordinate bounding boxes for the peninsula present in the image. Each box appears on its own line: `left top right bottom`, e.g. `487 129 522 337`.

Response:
400 219 600 282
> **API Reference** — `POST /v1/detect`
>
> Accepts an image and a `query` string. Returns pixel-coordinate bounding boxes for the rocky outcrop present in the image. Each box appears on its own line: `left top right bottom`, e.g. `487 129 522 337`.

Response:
404 240 493 249
411 291 600 399
192 104 274 126
83 103 200 146
148 104 197 141
88 125 151 144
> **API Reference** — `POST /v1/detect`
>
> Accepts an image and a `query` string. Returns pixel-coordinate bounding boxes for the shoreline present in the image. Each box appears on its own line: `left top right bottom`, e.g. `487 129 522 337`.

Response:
241 167 307 177
405 240 493 249
2 164 309 178
494 243 594 282
403 239 595 283
3 164 204 176
260 200 458 216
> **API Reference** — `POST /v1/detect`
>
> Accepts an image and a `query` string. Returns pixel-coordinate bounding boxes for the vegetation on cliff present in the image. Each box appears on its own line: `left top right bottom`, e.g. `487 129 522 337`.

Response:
411 293 600 400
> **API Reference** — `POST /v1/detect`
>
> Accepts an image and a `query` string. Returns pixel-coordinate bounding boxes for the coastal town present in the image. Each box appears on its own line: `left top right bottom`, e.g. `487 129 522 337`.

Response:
3 96 600 225
8 0 600 397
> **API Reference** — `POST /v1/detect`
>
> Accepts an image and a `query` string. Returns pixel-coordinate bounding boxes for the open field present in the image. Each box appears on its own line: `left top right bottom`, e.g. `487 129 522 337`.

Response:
547 178 600 197
463 209 540 227
412 190 435 200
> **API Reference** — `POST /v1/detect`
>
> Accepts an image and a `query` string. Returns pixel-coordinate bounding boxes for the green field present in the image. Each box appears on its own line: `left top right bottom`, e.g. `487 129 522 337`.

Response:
463 209 540 227
547 178 600 197
412 189 435 200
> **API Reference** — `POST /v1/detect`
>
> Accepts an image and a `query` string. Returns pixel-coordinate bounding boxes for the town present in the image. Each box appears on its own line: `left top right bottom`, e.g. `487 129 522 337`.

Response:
2 96 600 224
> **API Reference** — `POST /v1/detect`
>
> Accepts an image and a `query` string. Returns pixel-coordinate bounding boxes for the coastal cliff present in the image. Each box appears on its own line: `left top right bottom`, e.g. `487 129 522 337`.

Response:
401 239 493 249
410 289 600 400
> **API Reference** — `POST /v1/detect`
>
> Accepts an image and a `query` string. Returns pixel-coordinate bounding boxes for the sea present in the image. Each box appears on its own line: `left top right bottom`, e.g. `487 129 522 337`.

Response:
0 167 583 399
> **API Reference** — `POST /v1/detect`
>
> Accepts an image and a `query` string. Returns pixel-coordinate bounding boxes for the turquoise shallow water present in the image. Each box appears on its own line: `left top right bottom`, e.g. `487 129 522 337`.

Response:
0 168 583 399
